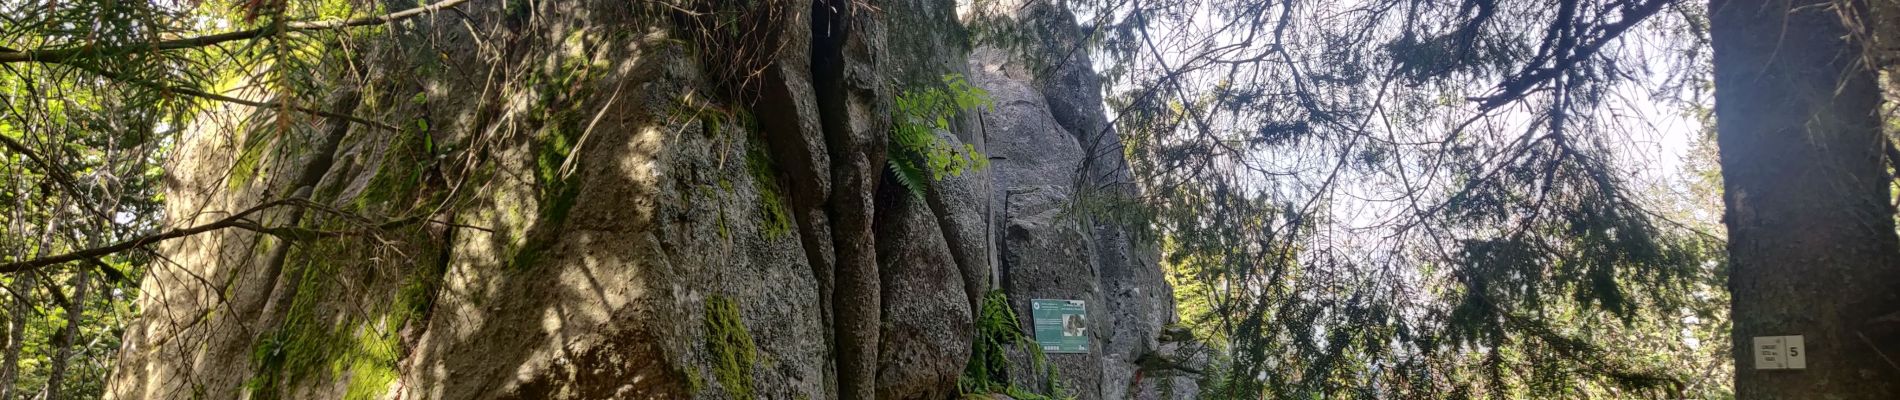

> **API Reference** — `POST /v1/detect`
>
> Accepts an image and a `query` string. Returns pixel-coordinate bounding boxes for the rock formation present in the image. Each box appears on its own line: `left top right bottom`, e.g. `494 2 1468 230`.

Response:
106 0 1197 399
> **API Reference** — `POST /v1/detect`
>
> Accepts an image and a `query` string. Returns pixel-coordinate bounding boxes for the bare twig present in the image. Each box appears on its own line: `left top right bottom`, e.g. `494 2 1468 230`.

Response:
0 134 112 222
0 200 299 273
64 63 401 131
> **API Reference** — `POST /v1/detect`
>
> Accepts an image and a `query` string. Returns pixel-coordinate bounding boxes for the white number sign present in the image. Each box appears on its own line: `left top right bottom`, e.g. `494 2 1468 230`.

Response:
1753 335 1805 370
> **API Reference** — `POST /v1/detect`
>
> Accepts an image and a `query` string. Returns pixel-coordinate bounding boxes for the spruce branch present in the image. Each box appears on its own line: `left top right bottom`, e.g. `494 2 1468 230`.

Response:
0 0 474 64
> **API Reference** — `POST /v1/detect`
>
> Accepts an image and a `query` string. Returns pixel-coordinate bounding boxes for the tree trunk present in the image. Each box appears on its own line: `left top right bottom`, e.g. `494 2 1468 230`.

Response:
44 266 85 400
1712 0 1900 397
0 217 55 400
0 273 29 400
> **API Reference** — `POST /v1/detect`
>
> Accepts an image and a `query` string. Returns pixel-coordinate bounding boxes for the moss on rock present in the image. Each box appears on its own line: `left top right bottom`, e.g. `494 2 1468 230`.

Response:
704 295 758 400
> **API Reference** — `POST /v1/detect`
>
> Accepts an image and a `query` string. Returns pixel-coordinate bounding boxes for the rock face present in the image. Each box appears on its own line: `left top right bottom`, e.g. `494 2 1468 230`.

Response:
997 185 1106 399
969 2 1192 397
875 190 972 400
106 0 1190 399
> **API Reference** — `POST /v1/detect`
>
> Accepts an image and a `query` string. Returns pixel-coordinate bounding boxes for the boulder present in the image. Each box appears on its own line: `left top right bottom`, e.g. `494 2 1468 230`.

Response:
875 188 975 400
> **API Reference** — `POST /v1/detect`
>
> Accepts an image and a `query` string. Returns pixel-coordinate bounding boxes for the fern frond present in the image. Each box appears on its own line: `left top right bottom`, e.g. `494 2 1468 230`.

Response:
890 158 929 200
887 73 993 197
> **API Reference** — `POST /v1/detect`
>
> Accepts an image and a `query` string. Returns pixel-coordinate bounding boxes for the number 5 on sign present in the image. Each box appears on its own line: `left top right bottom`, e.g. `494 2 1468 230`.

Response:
1753 335 1806 370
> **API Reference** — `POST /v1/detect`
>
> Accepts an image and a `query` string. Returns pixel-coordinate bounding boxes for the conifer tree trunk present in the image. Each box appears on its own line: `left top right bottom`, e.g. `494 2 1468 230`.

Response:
1711 0 1900 397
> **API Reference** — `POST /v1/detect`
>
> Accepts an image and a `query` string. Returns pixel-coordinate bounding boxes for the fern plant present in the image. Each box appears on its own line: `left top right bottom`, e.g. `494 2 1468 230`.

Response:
889 74 993 199
958 291 1071 400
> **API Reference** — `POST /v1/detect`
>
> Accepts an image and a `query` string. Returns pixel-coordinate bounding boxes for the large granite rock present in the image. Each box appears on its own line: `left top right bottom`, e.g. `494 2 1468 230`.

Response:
112 3 834 399
108 0 1191 399
969 1 1192 399
971 55 1086 192
874 189 975 400
999 185 1105 399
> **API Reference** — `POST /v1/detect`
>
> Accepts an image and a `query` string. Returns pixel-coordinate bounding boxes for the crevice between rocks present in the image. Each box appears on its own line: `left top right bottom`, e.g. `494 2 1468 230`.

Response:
751 0 885 398
807 1 884 397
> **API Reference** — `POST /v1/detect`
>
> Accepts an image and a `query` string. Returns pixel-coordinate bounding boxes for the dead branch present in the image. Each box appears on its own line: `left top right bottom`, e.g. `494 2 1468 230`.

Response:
0 200 301 273
66 63 401 132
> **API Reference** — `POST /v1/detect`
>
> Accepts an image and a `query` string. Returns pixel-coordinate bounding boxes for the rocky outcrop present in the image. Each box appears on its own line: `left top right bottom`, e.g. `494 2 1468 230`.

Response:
107 0 1191 399
970 1 1193 398
874 191 972 400
998 185 1106 399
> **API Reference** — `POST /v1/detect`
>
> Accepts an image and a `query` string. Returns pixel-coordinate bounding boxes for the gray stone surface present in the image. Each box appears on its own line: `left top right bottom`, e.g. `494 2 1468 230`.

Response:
999 185 1104 400
874 189 975 400
409 43 831 400
970 59 1086 192
970 2 1195 399
109 1 1194 399
923 145 995 312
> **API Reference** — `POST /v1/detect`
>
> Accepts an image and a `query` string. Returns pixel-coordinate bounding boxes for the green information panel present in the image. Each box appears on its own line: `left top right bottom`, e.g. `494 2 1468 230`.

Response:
1031 299 1088 353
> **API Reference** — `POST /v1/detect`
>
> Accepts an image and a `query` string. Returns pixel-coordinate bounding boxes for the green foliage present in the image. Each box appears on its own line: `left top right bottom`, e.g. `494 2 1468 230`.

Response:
1039 0 1739 396
0 0 1750 399
958 291 1070 400
704 296 758 400
889 74 993 199
0 7 182 390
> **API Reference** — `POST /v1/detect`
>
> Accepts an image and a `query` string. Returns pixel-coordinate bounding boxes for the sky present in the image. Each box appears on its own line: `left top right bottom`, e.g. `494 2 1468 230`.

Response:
1077 0 1717 246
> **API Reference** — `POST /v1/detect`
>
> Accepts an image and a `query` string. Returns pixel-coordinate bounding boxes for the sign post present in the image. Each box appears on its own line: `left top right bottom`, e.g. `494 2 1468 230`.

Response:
1032 299 1088 353
1753 335 1806 370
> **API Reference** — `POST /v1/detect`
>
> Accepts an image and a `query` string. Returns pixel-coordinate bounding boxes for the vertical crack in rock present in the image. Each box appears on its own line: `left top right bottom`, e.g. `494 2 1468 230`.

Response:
754 0 839 395
810 0 891 398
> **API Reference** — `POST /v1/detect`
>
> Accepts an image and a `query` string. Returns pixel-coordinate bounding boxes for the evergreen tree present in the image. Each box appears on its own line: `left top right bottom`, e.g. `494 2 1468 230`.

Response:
1711 0 1900 397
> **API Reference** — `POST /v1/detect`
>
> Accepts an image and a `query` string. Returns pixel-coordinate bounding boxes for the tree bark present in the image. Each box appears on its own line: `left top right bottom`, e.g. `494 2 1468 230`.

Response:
44 266 85 400
1712 0 1900 397
0 273 30 400
0 217 56 400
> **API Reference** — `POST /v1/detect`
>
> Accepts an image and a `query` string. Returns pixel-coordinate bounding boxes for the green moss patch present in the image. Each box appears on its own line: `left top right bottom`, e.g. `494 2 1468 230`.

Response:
245 225 445 400
704 295 758 400
673 95 793 241
744 131 793 238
